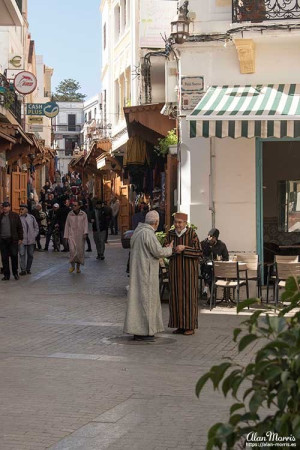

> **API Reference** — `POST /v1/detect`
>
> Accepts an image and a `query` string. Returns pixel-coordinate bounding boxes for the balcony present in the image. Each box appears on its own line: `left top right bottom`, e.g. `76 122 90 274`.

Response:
52 124 82 133
0 74 22 124
232 0 300 23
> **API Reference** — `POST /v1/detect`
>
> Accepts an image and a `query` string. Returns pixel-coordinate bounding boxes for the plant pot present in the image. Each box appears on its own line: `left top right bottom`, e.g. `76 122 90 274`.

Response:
169 145 177 155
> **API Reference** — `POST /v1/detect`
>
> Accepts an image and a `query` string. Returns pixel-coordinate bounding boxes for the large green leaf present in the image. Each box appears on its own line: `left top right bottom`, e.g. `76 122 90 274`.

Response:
233 328 242 342
230 402 245 415
249 391 264 414
210 362 232 389
269 316 287 333
281 276 299 300
195 372 210 397
277 388 289 411
238 334 258 352
236 298 259 313
222 370 241 397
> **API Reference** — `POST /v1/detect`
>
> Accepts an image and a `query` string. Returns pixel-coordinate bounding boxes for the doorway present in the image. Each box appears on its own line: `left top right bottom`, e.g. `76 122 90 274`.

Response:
257 139 300 266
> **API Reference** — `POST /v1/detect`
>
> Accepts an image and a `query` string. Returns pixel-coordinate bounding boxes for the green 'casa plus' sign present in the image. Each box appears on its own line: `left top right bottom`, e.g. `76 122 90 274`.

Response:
26 102 59 118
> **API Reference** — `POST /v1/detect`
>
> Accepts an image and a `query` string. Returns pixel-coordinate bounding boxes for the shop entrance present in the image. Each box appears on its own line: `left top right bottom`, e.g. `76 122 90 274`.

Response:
259 139 300 266
12 170 27 213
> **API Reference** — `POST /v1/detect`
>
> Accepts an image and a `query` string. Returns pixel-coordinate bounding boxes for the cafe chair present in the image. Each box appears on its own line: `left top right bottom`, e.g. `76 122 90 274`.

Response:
159 259 169 301
275 262 300 305
236 253 261 299
210 261 249 311
266 255 298 303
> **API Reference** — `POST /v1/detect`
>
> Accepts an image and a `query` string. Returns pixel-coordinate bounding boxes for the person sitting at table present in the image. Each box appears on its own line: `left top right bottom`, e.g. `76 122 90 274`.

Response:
200 228 229 300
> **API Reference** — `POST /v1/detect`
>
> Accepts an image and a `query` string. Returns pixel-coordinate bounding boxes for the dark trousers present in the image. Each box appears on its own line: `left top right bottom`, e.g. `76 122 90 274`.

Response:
110 215 118 234
59 230 68 250
86 235 92 251
45 226 53 249
36 232 41 249
0 238 19 278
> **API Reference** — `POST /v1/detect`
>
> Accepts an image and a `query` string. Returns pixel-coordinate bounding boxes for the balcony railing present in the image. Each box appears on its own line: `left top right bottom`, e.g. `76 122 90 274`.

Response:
232 0 300 23
0 74 22 124
52 124 82 132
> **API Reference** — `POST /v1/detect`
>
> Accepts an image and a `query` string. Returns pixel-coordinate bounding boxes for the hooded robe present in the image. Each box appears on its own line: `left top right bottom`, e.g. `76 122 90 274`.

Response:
124 222 172 336
64 210 88 265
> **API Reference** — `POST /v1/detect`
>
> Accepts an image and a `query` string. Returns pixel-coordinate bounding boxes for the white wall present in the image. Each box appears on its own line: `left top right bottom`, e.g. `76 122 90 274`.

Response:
214 137 256 252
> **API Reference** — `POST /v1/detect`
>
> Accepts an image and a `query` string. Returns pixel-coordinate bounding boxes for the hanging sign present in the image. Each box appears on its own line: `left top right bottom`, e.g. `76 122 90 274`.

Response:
14 71 37 95
8 55 23 69
26 102 59 118
5 69 24 80
28 116 43 124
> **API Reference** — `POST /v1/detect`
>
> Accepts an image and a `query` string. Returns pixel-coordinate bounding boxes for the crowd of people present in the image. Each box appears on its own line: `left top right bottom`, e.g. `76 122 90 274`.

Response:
0 171 120 278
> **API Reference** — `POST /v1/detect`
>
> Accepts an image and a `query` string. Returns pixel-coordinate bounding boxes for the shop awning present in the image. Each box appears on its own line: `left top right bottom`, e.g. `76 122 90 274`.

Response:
187 84 300 139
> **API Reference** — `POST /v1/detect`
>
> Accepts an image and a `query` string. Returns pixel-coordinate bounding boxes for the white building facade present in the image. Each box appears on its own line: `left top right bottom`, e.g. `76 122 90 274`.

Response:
172 0 300 263
100 0 177 154
53 102 84 175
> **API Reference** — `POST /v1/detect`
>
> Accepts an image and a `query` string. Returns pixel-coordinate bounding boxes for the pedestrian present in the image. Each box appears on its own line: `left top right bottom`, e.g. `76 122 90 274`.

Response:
165 212 201 336
55 198 71 252
0 201 23 281
19 204 39 275
91 200 109 260
124 210 173 342
44 203 60 251
110 196 120 235
32 203 45 250
64 200 88 273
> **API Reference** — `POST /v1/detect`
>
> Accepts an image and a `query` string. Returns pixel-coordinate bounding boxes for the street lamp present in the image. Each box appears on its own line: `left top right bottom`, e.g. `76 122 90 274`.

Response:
171 1 190 44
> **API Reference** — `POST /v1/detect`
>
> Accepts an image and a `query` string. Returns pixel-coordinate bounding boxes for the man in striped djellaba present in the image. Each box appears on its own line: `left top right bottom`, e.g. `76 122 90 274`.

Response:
165 212 201 335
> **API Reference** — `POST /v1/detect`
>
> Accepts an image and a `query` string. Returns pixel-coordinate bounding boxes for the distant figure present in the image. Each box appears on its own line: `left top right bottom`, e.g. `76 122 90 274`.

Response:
0 201 23 281
110 196 120 235
19 204 39 275
124 210 173 342
132 202 147 230
91 200 109 260
64 201 88 273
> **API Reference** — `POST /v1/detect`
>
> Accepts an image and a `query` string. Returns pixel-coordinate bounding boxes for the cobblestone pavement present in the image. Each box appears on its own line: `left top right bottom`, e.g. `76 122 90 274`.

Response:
0 234 263 450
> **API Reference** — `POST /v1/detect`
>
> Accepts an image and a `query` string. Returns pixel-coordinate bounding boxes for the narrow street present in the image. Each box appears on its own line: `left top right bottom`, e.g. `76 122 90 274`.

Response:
0 234 261 450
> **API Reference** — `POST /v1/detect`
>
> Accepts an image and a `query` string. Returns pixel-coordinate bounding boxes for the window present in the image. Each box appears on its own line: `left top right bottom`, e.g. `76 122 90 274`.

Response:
84 113 87 122
88 111 92 122
68 114 76 132
94 108 97 118
114 4 120 42
103 23 106 50
114 80 120 123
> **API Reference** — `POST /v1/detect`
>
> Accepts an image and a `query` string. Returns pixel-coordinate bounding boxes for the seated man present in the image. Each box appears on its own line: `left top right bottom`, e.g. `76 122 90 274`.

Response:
200 228 229 300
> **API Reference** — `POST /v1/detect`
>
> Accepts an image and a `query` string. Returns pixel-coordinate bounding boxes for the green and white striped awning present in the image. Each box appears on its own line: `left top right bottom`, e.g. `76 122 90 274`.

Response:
187 84 300 139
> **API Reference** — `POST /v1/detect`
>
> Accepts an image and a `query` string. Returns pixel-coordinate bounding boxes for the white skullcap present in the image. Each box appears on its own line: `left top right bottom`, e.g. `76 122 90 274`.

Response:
145 210 159 224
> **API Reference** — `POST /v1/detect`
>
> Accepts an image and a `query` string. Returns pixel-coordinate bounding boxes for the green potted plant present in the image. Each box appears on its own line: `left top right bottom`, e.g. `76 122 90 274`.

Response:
155 129 178 157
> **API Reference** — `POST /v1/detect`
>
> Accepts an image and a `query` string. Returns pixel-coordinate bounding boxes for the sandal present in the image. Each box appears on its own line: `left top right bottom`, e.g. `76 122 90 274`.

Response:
183 329 195 336
172 328 184 334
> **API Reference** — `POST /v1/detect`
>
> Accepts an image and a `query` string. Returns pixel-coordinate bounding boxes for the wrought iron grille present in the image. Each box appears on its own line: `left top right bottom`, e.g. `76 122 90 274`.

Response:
0 74 22 124
232 0 300 23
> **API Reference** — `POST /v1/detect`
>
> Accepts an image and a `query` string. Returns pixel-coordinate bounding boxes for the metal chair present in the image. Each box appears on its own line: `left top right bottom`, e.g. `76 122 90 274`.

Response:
236 253 261 299
210 261 249 311
266 255 298 303
275 262 300 305
159 259 169 301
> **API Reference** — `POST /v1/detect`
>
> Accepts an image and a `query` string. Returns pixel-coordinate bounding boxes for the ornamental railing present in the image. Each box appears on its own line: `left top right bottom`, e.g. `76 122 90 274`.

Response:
232 0 300 23
0 74 22 124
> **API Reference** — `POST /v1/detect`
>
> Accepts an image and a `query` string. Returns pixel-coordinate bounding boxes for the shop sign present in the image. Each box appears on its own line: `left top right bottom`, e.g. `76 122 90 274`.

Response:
28 116 43 124
26 102 59 118
5 69 24 80
181 76 204 111
181 76 204 92
8 55 23 69
14 71 37 95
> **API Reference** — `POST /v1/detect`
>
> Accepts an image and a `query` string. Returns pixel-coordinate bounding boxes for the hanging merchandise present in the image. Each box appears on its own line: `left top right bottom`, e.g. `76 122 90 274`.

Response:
124 136 149 166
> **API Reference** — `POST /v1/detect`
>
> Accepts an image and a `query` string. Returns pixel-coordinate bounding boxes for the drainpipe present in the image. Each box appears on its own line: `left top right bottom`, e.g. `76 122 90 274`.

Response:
209 137 216 227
